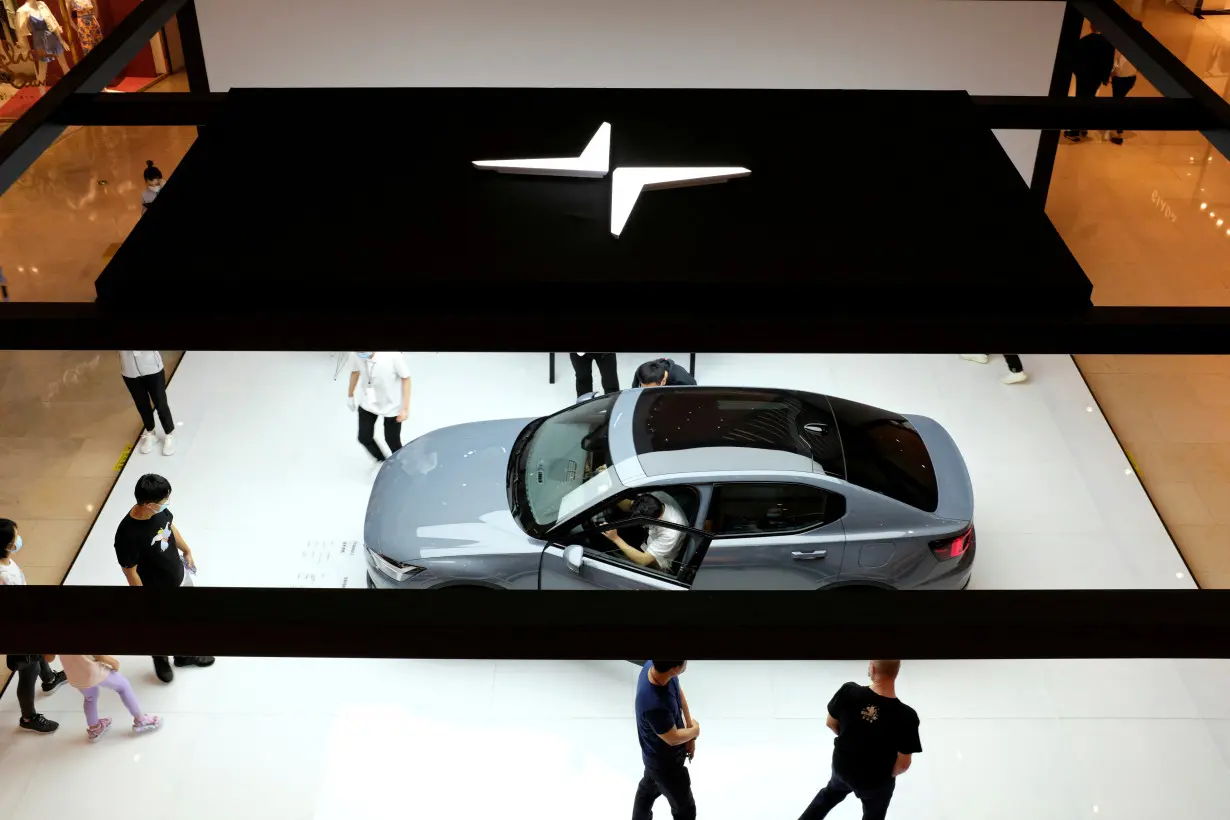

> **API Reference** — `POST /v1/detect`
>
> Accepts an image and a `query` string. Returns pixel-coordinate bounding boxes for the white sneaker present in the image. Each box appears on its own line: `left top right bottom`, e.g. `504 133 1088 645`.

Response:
960 354 990 364
138 431 156 454
161 433 176 456
1001 371 1029 385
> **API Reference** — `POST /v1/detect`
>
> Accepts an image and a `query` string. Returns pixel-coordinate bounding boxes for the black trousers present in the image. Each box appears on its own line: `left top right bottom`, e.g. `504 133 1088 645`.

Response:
798 769 896 820
1065 75 1103 138
631 763 696 820
123 371 175 434
1111 75 1137 133
15 658 56 719
570 352 620 397
358 407 404 462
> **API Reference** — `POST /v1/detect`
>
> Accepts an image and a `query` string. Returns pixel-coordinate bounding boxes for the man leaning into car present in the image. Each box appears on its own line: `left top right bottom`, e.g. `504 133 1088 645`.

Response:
602 492 688 572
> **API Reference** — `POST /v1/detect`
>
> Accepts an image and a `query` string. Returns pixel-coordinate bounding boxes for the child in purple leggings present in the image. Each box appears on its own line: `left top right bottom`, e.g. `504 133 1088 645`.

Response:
48 654 162 741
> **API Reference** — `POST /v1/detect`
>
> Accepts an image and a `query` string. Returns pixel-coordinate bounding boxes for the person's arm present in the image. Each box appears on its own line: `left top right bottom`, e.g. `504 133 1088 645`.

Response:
658 721 700 747
825 713 840 735
170 523 195 569
397 375 411 423
893 753 912 777
679 687 694 728
348 370 360 398
602 530 657 567
122 566 142 586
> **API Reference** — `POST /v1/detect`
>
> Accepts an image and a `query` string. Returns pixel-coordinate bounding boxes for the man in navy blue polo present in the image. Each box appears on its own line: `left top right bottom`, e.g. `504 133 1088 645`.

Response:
632 660 700 820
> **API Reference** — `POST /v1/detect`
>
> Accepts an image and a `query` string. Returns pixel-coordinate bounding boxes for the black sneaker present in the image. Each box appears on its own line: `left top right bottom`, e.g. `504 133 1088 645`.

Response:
173 656 216 668
1110 136 1123 145
18 714 59 734
40 670 68 694
154 656 174 683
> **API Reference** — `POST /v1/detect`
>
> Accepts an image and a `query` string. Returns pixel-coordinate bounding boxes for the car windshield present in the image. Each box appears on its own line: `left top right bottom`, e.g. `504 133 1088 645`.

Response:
514 394 621 535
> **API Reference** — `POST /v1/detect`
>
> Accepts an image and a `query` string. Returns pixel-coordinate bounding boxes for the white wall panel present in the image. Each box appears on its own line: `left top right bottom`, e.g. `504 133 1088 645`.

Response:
195 0 1065 180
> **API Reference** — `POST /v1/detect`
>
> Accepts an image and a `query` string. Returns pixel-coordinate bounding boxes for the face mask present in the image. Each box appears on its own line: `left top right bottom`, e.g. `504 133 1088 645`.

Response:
148 183 162 193
9 535 21 554
153 502 168 514
357 352 373 360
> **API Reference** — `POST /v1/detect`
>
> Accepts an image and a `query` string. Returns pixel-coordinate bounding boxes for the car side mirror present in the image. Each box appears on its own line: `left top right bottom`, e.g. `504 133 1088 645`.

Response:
563 544 585 573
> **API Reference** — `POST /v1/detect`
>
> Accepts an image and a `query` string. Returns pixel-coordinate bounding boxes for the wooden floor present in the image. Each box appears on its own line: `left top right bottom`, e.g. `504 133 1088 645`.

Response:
0 1 1228 590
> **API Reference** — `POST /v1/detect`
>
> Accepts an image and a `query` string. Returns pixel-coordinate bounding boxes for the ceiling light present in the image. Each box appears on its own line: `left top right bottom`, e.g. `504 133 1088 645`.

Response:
1201 202 1209 209
1086 406 1094 412
1124 468 1133 475
1219 220 1225 227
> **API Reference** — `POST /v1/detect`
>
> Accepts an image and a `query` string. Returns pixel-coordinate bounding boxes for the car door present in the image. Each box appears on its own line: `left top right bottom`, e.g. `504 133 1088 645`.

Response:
538 517 701 591
689 481 848 590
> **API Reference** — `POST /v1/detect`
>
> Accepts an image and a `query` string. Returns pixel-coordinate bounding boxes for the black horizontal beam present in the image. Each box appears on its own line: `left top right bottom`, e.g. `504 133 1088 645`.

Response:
970 95 1217 131
4 588 1229 660
0 0 188 196
51 92 228 126
7 302 1230 354
39 91 1218 133
1074 0 1230 159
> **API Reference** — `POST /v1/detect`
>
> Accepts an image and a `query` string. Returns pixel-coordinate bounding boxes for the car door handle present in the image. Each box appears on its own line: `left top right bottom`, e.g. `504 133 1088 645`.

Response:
791 550 827 560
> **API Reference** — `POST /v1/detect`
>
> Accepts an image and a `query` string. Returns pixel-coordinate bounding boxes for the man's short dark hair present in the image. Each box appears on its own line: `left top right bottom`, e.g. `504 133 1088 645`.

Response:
631 493 665 520
0 518 15 552
635 360 668 387
652 660 686 674
135 474 172 505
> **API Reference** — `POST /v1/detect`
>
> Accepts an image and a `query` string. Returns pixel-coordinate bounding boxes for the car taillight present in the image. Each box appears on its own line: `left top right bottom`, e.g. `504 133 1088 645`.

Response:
930 527 973 561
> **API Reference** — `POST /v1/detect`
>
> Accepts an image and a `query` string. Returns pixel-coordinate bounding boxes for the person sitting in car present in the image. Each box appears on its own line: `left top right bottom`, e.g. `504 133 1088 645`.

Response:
632 358 697 388
602 491 688 572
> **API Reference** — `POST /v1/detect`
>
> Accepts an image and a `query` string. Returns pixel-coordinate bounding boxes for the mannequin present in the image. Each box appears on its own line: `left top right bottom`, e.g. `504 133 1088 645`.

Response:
67 0 99 54
16 0 69 94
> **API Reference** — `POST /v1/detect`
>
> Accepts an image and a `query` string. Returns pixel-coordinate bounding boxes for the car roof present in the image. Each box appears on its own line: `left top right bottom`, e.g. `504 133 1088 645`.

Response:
619 386 841 478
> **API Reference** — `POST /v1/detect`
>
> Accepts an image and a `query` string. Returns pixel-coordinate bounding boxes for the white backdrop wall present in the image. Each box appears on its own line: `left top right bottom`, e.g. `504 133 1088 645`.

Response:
195 0 1065 181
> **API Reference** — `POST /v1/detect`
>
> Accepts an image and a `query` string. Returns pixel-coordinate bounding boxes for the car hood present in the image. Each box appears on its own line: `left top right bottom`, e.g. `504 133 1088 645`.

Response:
363 417 544 562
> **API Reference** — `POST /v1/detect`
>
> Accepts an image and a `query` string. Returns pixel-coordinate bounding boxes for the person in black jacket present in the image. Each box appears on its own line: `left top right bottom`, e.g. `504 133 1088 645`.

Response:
632 358 697 389
1065 25 1116 142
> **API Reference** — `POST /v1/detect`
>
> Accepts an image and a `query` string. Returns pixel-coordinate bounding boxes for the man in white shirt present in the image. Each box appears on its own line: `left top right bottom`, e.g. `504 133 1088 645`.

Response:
601 491 689 573
347 352 412 462
118 351 177 456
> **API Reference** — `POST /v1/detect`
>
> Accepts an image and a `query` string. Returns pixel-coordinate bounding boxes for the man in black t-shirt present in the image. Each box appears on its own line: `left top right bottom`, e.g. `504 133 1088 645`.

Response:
114 474 215 684
632 358 697 389
797 660 921 820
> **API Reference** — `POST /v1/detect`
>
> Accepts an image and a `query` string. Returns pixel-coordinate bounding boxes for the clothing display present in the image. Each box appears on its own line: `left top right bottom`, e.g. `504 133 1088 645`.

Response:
69 0 101 53
17 1 64 62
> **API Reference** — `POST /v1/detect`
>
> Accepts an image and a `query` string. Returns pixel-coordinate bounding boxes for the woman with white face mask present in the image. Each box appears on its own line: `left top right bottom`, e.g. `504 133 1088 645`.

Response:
141 160 164 214
0 518 69 734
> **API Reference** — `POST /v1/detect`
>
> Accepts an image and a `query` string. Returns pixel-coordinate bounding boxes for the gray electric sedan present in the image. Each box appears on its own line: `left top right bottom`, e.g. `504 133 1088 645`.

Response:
364 386 975 592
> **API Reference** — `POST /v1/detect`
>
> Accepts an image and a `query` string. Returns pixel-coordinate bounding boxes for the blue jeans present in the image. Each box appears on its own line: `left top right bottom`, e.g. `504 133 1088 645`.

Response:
798 768 896 820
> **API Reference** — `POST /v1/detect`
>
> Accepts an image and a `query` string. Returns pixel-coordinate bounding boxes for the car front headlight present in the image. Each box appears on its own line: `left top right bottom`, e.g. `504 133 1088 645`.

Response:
368 548 427 583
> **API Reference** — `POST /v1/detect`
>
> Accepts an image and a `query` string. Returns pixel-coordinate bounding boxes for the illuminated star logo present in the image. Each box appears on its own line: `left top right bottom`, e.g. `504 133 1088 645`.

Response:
472 123 750 237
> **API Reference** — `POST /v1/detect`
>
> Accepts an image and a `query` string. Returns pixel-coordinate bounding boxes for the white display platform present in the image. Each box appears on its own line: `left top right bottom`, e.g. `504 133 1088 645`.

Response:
2 352 1225 820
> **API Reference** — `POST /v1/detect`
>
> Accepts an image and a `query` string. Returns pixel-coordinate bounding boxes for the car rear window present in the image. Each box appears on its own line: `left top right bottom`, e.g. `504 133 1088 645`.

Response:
825 396 939 513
